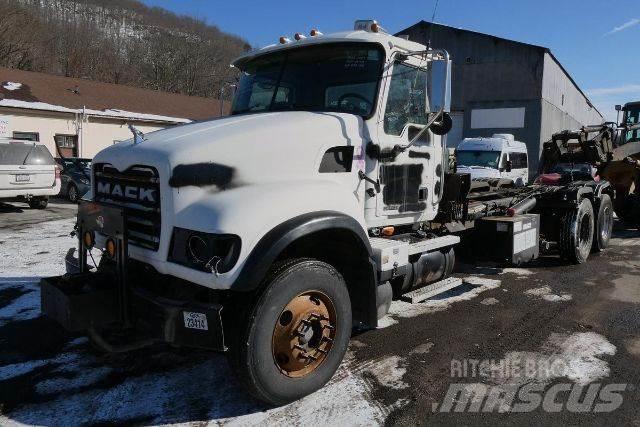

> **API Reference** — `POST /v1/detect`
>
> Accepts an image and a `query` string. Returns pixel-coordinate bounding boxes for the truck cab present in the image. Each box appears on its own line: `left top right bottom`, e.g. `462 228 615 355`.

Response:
40 20 467 405
456 134 529 186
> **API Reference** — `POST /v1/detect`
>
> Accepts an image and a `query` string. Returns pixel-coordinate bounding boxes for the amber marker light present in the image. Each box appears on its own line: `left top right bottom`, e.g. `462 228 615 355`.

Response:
83 230 95 249
105 238 117 259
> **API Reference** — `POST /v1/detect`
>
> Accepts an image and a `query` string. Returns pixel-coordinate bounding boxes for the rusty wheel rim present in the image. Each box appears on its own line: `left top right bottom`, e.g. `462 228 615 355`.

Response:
272 291 337 378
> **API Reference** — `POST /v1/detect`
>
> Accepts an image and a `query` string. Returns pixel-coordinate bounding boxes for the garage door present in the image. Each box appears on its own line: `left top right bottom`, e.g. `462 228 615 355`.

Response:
446 111 464 148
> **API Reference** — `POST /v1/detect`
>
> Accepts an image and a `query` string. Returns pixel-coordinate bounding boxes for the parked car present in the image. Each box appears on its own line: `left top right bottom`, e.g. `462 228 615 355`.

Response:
456 134 529 186
0 140 61 209
55 158 91 203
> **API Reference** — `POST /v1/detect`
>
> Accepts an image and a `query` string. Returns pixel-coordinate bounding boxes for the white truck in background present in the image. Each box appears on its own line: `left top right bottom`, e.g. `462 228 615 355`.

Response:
456 133 529 186
40 20 614 405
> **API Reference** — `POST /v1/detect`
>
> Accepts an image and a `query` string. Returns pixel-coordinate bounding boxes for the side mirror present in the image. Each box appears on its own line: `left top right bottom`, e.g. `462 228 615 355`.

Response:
615 105 622 112
426 57 451 114
505 160 513 173
430 112 453 135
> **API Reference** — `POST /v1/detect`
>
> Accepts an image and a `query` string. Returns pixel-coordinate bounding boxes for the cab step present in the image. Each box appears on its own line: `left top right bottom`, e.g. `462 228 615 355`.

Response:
400 277 463 304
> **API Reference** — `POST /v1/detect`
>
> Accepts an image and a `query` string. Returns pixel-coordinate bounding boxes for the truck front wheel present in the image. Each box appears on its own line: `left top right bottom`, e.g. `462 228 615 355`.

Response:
559 198 594 264
228 259 352 405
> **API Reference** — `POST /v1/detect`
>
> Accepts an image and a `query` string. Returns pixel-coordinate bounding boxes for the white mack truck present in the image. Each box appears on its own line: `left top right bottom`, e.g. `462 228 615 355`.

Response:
41 20 614 405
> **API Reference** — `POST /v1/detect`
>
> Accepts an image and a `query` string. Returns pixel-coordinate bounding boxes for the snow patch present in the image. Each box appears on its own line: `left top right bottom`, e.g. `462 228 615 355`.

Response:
624 338 640 356
0 99 191 124
481 297 499 306
525 286 572 302
487 332 615 386
361 356 408 390
0 359 48 381
3 82 22 91
410 342 434 355
501 267 534 277
0 282 41 326
378 277 501 328
0 217 76 278
459 332 616 409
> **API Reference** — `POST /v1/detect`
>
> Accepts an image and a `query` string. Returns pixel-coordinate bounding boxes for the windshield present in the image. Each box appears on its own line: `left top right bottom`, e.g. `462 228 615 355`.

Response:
457 150 501 169
624 105 640 144
232 43 384 117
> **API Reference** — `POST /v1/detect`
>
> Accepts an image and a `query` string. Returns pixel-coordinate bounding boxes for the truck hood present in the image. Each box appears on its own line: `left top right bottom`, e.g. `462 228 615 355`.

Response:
93 111 365 185
456 165 501 180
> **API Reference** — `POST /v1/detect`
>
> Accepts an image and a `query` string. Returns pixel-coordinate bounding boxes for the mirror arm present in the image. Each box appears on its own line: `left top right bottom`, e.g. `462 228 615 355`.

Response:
395 107 444 153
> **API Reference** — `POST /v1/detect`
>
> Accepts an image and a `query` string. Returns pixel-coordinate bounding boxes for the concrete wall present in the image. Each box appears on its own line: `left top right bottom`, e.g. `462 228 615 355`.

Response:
398 23 545 110
0 107 169 158
541 53 603 127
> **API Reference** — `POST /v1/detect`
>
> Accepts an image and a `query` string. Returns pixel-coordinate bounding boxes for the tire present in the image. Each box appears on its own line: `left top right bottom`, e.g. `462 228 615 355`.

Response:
593 194 613 252
227 258 352 406
615 194 640 224
559 198 594 264
67 183 79 203
28 197 48 209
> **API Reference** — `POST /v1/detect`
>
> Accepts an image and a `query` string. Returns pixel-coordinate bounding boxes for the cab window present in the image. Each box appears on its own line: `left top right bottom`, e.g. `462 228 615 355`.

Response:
383 62 428 136
511 152 528 169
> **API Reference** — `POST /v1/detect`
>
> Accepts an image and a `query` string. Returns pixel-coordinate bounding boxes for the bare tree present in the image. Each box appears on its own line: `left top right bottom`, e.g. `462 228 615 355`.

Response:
2 0 249 100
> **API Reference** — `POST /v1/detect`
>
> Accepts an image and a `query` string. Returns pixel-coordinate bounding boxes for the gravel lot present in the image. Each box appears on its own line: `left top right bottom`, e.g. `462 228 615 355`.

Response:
1 201 639 425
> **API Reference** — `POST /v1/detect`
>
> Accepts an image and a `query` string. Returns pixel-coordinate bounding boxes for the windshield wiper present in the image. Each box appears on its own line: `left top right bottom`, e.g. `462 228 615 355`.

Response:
22 143 36 165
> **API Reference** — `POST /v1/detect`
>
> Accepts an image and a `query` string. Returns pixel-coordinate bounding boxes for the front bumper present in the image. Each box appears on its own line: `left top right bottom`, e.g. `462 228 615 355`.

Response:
40 272 226 351
40 200 226 352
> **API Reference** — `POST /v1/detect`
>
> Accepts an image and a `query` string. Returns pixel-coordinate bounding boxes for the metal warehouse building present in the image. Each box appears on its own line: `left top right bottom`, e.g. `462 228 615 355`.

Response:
397 21 603 177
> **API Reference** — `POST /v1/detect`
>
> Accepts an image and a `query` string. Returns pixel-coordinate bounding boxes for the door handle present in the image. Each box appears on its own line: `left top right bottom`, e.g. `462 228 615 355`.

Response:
358 170 381 193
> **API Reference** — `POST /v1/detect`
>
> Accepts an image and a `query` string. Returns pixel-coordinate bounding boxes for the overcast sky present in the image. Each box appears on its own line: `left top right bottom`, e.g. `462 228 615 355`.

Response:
142 0 640 121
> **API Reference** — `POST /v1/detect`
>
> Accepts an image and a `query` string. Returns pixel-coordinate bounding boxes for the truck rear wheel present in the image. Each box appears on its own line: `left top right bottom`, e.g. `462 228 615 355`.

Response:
593 194 613 252
559 198 594 264
227 258 352 405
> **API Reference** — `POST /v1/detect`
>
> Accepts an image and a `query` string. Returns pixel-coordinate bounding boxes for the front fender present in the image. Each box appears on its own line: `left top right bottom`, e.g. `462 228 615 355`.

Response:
171 180 368 288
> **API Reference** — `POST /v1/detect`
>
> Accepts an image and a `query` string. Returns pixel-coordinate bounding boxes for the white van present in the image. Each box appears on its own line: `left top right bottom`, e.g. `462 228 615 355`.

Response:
0 140 61 209
456 134 529 186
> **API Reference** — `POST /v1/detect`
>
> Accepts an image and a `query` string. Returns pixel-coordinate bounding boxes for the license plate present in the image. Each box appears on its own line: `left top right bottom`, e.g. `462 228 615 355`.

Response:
183 311 208 331
15 174 31 182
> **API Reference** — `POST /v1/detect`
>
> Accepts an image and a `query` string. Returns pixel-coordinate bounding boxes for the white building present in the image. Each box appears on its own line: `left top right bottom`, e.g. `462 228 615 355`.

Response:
0 67 225 158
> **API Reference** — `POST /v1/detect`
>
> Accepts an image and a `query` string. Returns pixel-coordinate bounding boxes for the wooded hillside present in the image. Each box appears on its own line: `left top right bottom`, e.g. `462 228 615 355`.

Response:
0 0 250 99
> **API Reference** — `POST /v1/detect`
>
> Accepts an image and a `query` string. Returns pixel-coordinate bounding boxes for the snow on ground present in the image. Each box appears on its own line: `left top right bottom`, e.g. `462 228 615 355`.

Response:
378 277 501 329
524 286 572 303
0 217 393 426
0 99 191 124
2 82 22 91
0 217 76 278
457 332 616 408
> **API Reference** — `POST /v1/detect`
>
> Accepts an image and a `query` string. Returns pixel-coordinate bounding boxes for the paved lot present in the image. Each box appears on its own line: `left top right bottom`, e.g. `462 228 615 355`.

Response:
0 206 639 425
0 200 77 231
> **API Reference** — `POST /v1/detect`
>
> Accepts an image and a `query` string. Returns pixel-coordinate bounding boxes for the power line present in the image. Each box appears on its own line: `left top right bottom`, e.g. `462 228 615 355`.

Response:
428 0 440 49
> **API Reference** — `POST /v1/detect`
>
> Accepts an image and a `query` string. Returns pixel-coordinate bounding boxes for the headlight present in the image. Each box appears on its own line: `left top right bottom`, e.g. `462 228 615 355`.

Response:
168 228 241 274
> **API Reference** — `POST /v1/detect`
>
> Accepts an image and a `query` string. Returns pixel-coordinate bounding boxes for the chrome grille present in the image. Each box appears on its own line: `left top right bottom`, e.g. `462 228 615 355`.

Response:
93 163 161 250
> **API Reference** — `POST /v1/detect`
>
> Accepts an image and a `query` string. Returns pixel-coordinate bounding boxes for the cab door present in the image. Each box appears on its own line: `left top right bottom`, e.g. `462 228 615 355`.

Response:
369 57 442 223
